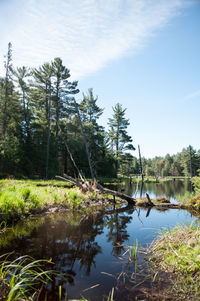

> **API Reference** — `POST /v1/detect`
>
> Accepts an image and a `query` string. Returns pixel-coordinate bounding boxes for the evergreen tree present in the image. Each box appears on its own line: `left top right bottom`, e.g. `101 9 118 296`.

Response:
51 57 79 168
79 88 104 175
13 66 33 175
108 103 135 172
1 42 13 137
32 62 54 177
0 43 23 175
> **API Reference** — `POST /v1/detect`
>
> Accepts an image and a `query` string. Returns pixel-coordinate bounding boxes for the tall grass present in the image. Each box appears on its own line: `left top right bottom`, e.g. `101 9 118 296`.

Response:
0 253 53 301
149 224 200 299
0 180 90 224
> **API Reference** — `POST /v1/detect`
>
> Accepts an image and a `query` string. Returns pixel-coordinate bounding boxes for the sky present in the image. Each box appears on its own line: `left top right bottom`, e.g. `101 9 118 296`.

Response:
0 0 200 158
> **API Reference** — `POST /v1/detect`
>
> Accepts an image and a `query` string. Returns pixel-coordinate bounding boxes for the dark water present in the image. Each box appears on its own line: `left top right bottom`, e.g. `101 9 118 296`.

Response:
0 180 198 300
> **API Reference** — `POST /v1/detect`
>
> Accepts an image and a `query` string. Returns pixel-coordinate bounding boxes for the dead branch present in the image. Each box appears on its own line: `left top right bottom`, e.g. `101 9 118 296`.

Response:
56 174 135 205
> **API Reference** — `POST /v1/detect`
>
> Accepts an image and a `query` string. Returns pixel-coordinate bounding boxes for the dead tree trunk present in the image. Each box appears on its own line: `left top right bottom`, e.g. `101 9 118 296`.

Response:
74 100 96 182
138 145 144 181
56 174 135 205
96 183 135 205
58 123 85 182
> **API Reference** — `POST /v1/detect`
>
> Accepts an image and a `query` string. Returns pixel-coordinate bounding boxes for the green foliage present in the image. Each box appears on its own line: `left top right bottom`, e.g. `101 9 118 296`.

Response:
0 44 118 178
1 42 199 180
0 185 39 221
66 189 86 209
0 179 97 223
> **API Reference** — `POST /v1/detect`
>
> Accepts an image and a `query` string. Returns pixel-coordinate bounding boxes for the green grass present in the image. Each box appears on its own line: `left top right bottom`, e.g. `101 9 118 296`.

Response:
0 253 54 301
149 224 200 299
0 179 117 226
0 180 88 224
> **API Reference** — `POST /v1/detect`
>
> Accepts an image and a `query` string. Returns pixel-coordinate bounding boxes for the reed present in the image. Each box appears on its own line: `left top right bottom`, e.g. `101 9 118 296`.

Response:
0 253 54 301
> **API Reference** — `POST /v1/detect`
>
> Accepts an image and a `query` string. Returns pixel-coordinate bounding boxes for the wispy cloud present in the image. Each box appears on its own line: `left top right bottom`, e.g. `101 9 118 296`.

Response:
185 90 200 100
0 0 188 79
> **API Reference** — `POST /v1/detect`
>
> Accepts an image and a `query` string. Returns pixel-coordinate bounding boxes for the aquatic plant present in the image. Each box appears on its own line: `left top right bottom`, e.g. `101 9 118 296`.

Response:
0 253 53 301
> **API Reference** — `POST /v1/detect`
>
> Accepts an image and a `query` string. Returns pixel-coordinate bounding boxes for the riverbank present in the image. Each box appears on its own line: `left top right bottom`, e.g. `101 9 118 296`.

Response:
1 177 200 227
116 175 189 184
0 179 119 226
149 224 200 300
177 175 200 210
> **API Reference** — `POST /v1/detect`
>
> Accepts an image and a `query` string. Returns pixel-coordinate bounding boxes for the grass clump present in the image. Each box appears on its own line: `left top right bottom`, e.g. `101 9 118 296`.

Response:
0 253 53 301
0 186 39 222
149 224 200 299
66 188 87 209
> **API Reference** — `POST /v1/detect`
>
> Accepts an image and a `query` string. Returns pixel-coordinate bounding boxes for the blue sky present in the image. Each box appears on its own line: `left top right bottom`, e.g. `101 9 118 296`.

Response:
0 0 200 158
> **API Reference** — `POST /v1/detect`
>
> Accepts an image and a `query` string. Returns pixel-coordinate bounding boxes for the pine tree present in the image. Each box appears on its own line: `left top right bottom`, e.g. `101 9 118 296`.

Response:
1 42 13 137
79 88 104 174
32 62 54 177
108 103 135 172
51 57 79 174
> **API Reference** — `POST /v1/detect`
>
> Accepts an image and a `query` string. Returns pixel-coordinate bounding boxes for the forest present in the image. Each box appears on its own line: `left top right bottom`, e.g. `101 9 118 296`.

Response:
0 43 200 180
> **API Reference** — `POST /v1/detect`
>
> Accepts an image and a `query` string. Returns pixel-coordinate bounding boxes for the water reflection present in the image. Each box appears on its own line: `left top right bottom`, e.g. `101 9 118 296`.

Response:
105 207 135 257
108 178 192 201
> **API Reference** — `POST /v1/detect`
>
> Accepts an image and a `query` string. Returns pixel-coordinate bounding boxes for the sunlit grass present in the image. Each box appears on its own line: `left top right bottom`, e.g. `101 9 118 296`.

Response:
0 180 95 224
149 223 200 299
0 179 116 226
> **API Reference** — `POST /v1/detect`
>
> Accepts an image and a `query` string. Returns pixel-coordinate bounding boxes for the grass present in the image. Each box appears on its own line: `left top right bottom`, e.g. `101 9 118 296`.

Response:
149 223 200 300
0 179 115 225
0 253 54 301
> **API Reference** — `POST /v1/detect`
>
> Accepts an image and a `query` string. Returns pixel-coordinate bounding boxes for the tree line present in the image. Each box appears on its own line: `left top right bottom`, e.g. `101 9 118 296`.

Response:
0 43 134 178
130 146 200 178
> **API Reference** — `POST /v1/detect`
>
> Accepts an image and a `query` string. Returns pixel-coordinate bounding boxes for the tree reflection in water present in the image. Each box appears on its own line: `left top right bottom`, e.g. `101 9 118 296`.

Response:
105 207 134 257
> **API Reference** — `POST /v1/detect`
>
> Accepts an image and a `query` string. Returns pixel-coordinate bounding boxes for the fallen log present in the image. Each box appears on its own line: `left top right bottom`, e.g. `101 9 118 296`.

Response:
150 203 186 209
56 174 135 205
96 183 135 205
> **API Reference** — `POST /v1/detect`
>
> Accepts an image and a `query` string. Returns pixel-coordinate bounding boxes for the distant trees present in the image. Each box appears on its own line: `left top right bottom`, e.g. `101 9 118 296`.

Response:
141 146 200 178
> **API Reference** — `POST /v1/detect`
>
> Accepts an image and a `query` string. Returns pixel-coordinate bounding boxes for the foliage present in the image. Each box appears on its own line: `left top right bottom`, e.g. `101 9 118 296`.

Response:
140 146 200 178
1 42 200 180
192 172 200 194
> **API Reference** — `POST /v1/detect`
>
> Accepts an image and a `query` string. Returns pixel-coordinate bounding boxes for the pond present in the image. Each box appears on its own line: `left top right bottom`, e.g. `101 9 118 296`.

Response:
0 180 198 300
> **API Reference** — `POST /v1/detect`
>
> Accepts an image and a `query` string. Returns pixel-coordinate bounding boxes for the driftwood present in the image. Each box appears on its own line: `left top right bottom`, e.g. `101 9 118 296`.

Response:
56 174 135 205
96 183 135 205
56 175 82 189
146 193 154 206
144 193 186 210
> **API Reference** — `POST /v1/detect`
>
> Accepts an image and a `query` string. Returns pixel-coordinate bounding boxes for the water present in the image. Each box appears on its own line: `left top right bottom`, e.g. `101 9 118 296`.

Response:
0 180 198 300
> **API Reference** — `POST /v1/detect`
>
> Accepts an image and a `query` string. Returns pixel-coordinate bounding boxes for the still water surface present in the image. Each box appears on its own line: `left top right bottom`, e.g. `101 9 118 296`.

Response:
0 180 198 300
